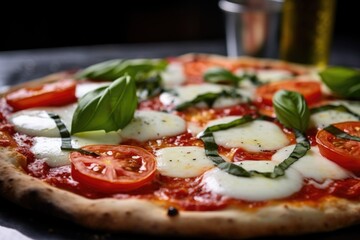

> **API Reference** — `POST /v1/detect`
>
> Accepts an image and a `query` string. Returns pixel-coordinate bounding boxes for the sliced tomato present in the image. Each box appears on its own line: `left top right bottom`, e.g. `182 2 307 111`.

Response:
70 145 157 193
182 57 235 84
316 121 360 174
5 79 77 110
256 80 322 106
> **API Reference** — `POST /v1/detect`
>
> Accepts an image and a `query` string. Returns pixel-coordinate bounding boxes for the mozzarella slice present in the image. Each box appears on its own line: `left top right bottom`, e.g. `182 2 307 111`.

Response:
73 130 122 147
161 62 185 88
202 161 303 201
235 68 292 83
32 130 122 167
159 83 248 108
9 104 77 137
256 69 293 83
309 110 358 129
206 117 290 152
31 137 70 167
272 145 351 182
310 100 360 129
119 110 186 142
76 82 111 98
156 146 215 178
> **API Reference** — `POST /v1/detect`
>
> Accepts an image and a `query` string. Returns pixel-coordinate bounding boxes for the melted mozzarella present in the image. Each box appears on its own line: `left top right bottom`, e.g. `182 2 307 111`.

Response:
31 137 70 167
73 130 122 147
256 69 293 83
32 131 122 167
156 146 214 178
120 110 186 142
9 104 77 137
76 82 110 98
235 68 293 83
206 117 290 152
272 145 351 182
161 62 185 88
159 83 248 108
202 161 303 201
310 100 360 129
309 110 358 129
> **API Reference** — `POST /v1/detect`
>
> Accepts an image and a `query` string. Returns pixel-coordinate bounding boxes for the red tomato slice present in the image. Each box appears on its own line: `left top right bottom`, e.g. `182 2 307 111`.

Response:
5 79 77 110
70 145 157 193
316 121 360 174
256 80 322 106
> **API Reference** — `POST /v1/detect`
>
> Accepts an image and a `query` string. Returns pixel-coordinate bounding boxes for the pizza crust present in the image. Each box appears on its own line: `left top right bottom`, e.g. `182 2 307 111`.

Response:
0 54 359 239
1 150 360 239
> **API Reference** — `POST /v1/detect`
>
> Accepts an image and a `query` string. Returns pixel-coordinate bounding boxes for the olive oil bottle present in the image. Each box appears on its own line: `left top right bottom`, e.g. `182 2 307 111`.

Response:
280 0 336 68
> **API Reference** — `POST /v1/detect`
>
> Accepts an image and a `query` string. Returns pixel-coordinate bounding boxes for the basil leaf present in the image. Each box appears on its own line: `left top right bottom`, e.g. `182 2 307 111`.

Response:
48 113 98 156
76 58 168 82
273 90 310 133
176 89 243 111
71 75 137 134
324 125 360 142
204 67 240 85
319 67 360 100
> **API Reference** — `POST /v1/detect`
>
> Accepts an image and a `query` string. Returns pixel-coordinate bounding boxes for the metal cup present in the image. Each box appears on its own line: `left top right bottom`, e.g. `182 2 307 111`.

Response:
219 0 283 58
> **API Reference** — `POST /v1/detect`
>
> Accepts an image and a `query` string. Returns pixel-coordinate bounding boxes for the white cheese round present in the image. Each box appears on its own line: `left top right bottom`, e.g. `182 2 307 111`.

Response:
202 161 303 201
309 110 358 129
9 103 77 137
119 110 186 142
159 83 247 108
31 137 70 167
161 62 186 88
206 117 290 152
32 130 122 167
272 145 351 182
156 146 215 178
76 82 111 98
73 130 122 147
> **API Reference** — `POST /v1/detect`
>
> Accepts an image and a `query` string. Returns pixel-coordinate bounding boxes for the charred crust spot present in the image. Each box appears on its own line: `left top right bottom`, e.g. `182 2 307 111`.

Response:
167 206 179 217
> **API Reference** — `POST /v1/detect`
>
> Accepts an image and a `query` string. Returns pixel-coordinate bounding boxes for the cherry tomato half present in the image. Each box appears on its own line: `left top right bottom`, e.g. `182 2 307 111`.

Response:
5 79 77 110
316 121 360 174
70 145 157 193
256 80 322 106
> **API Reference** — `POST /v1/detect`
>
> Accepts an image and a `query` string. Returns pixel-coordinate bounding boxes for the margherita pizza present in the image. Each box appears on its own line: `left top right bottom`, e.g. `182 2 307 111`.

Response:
0 53 359 239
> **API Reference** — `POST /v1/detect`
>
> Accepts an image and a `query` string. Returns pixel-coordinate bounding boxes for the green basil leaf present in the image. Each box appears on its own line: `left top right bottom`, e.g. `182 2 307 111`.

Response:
319 67 360 100
71 75 137 134
324 125 360 142
76 58 168 82
204 67 240 85
273 90 310 133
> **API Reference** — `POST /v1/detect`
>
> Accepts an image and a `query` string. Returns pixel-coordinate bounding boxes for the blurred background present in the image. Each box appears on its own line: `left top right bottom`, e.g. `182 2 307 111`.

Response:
0 0 357 53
